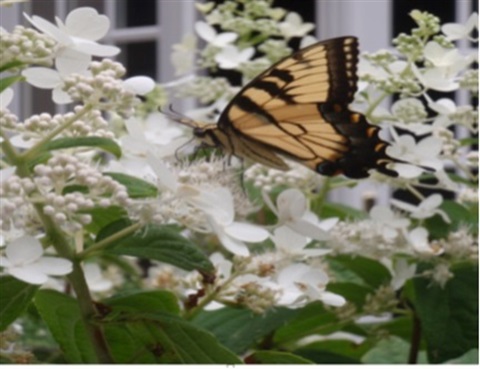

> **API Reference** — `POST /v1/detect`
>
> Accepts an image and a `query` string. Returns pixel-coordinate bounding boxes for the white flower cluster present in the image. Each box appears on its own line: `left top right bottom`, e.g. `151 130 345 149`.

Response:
356 11 478 186
169 0 315 120
142 185 344 312
0 25 56 67
1 154 131 233
0 3 477 324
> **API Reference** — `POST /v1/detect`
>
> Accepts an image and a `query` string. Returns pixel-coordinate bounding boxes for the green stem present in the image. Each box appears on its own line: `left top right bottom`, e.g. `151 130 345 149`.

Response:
69 260 113 363
311 177 331 215
406 183 425 201
364 91 389 118
183 269 242 321
78 222 142 259
6 139 113 363
408 313 422 364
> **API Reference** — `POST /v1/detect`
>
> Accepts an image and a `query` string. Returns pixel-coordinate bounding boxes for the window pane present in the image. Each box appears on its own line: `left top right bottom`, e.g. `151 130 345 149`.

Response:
116 0 156 28
392 0 455 37
118 42 157 79
274 0 315 23
74 0 104 13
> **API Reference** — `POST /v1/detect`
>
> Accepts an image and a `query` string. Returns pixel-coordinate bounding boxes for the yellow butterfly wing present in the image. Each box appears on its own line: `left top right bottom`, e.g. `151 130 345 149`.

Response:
216 36 396 178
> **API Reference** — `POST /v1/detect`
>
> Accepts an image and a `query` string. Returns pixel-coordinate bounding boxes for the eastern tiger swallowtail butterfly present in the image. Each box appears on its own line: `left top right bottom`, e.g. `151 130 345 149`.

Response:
164 36 399 179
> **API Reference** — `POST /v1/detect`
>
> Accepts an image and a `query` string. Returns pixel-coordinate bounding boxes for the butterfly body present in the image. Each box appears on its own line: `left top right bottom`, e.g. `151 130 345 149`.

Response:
166 36 398 179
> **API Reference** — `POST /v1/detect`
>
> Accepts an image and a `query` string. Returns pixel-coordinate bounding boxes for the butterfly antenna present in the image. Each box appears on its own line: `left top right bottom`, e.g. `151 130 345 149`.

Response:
174 136 196 162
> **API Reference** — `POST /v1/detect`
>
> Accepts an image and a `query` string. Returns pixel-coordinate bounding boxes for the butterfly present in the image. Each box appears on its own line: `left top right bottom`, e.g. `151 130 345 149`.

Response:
164 36 398 179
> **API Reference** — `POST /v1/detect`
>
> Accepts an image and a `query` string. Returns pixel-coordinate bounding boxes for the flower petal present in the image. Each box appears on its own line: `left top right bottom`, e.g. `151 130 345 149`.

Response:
72 39 120 56
287 219 329 241
6 236 42 265
195 21 215 42
0 88 14 109
24 13 71 44
65 7 110 40
22 68 61 89
34 257 73 276
224 222 269 242
9 266 48 285
55 48 91 74
320 291 347 307
52 87 73 104
123 76 156 95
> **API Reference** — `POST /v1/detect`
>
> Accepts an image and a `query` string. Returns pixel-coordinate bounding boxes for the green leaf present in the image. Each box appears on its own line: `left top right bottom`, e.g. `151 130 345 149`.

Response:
34 290 97 363
104 172 158 198
425 200 476 239
94 218 134 245
0 60 25 73
412 263 478 363
459 137 479 147
377 316 414 342
193 306 298 354
246 350 314 364
106 224 214 273
295 348 360 364
0 75 23 92
45 137 122 158
84 206 128 234
329 255 391 289
0 276 38 331
327 282 372 309
104 312 241 363
446 349 478 364
318 202 366 221
105 290 180 316
361 336 428 364
296 338 373 363
274 302 340 345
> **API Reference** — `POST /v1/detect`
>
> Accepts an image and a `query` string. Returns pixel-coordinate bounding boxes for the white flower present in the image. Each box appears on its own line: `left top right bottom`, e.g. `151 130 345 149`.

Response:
24 7 119 69
275 263 346 308
427 97 477 132
171 34 197 75
369 205 410 241
195 21 237 47
22 63 154 104
300 35 317 48
442 12 478 41
412 64 459 92
147 155 219 210
0 88 14 109
406 227 444 255
121 112 186 160
0 166 16 185
84 263 113 292
263 188 334 241
121 76 156 95
391 194 450 223
271 226 331 258
422 41 473 85
384 258 417 290
387 134 444 178
147 156 268 256
0 236 72 285
184 97 229 123
278 12 314 39
204 189 269 257
210 252 233 283
215 45 255 69
22 62 89 104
